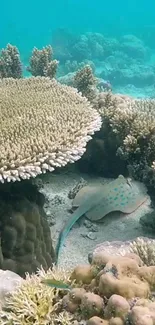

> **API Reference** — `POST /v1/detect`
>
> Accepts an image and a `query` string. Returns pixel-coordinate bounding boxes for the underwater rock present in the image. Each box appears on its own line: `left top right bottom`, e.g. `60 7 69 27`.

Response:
0 269 23 307
140 211 155 233
68 178 87 199
89 237 155 264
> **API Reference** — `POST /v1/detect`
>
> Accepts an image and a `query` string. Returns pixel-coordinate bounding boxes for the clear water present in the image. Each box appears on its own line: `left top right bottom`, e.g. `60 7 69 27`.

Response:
1 0 155 97
1 0 155 54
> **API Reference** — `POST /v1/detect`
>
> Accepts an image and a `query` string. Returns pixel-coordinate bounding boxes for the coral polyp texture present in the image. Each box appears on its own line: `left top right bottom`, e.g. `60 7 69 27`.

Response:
0 181 55 277
92 91 155 184
27 45 58 78
2 248 155 324
74 65 97 101
0 43 22 79
0 76 101 183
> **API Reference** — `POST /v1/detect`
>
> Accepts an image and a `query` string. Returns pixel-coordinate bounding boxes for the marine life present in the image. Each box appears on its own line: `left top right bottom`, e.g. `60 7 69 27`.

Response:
41 278 71 290
56 175 149 262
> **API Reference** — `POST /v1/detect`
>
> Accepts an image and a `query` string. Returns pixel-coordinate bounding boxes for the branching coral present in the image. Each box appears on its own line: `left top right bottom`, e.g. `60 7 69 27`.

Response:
130 237 155 266
27 45 58 78
0 44 22 78
0 266 73 325
2 247 155 324
74 65 97 101
92 91 155 184
0 76 101 183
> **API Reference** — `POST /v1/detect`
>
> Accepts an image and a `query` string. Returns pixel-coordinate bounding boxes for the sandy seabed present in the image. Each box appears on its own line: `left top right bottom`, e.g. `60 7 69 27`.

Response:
34 169 153 270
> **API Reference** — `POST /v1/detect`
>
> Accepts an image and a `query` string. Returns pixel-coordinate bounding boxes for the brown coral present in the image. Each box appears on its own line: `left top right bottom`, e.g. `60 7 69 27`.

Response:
27 45 58 78
0 76 101 183
104 294 130 320
92 91 155 184
74 65 97 101
0 181 55 277
2 250 155 324
0 43 22 79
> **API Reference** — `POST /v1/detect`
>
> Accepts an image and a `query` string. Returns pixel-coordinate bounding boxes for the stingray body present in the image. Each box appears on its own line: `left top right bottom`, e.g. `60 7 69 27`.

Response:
56 175 148 262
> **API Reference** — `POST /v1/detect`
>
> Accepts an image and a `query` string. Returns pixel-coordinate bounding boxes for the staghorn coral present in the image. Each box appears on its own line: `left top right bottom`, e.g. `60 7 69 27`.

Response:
0 43 22 79
74 65 97 101
0 76 101 183
27 45 58 78
0 266 73 325
0 180 55 277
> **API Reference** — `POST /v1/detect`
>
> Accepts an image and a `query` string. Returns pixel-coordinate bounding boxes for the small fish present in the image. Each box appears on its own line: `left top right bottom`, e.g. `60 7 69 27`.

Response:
41 278 71 290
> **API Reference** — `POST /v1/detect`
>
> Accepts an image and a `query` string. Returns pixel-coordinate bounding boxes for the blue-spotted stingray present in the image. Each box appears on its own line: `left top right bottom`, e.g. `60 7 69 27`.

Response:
56 175 149 262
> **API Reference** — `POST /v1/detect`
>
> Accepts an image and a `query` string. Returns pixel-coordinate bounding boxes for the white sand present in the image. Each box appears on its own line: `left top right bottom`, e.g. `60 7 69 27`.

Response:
34 169 152 270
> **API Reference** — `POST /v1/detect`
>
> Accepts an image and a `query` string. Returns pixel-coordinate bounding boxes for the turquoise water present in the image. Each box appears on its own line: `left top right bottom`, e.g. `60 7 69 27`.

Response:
1 0 155 97
1 0 155 55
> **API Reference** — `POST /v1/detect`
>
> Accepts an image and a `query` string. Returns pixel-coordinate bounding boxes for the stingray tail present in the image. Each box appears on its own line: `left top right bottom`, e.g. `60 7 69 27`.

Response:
55 204 91 264
55 232 62 265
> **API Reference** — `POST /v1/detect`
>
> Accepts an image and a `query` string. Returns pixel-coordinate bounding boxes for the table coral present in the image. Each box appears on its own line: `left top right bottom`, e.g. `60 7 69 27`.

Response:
0 76 101 183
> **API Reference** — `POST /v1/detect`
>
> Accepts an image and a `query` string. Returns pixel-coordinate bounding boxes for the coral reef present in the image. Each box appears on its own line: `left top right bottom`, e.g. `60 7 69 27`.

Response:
0 76 101 183
79 90 155 184
27 45 58 78
2 248 155 324
52 29 154 91
63 59 95 76
0 180 55 277
120 35 148 60
74 65 97 101
0 44 22 79
77 92 128 176
130 237 155 266
0 266 73 324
